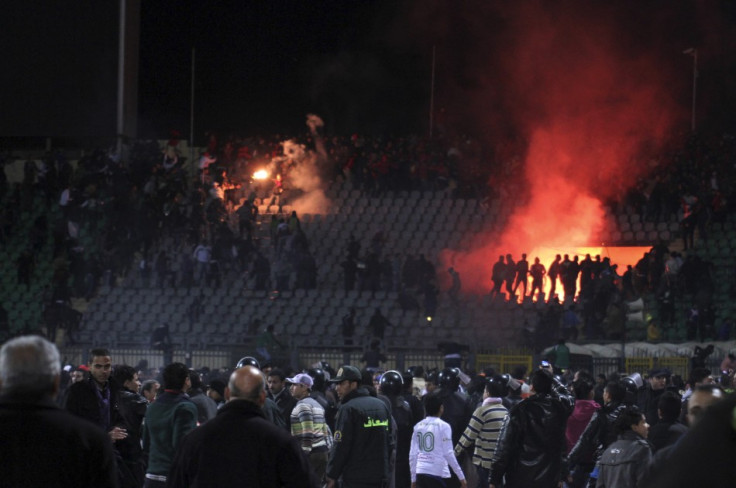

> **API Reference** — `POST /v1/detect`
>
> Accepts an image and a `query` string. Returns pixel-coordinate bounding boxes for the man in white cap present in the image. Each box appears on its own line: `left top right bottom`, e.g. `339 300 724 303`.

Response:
288 372 332 484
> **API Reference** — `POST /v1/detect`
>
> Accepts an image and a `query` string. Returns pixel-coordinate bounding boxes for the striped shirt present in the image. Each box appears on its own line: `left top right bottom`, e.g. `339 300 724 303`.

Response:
454 399 508 469
290 397 331 453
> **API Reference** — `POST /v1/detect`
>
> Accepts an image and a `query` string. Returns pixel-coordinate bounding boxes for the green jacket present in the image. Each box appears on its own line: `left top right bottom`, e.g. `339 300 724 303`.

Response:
142 391 198 477
327 387 393 486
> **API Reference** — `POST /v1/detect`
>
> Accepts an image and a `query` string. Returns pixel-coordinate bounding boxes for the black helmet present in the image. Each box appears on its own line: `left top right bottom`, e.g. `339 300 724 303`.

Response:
466 375 487 395
236 356 260 370
380 370 404 396
426 370 439 385
320 361 336 377
307 368 326 391
487 375 509 398
438 367 461 391
622 373 643 397
406 365 425 378
500 373 521 392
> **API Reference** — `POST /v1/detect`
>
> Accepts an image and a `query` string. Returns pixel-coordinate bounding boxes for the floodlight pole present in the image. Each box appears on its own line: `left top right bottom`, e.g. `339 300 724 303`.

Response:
190 47 196 159
429 45 436 139
116 0 126 156
683 48 698 133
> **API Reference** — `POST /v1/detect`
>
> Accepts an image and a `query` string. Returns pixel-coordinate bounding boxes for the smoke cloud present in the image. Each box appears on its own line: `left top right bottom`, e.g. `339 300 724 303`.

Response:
266 116 332 215
402 1 697 293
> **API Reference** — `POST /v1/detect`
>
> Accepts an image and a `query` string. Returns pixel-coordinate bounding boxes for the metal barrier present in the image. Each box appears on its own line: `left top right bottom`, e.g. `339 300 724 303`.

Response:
59 347 233 371
656 357 689 378
295 348 446 374
475 354 533 375
625 357 654 374
55 345 705 383
297 350 358 372
591 357 624 377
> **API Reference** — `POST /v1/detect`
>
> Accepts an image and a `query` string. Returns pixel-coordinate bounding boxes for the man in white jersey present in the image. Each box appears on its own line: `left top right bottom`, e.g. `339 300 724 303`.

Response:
410 391 467 488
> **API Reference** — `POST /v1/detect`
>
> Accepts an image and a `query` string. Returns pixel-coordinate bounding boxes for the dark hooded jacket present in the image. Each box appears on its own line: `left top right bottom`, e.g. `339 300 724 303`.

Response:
567 401 628 471
490 379 574 488
597 430 652 488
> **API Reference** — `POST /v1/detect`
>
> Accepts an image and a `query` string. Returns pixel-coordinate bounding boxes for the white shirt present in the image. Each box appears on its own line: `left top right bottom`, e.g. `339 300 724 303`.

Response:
409 416 465 482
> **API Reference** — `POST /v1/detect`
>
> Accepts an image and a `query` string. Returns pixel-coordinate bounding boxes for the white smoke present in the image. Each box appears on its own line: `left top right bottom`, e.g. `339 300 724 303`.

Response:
281 139 306 161
268 114 332 214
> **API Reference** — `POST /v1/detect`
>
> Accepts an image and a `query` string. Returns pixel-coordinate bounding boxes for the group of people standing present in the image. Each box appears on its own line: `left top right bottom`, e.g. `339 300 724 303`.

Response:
2 334 735 487
491 253 619 304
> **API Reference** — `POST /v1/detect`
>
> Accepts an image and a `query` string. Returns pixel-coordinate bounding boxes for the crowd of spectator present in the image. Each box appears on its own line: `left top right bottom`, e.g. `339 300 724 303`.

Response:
1 128 736 346
7 332 733 487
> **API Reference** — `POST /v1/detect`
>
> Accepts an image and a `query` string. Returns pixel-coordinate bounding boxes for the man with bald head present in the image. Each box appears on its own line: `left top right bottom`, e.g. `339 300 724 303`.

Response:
0 335 117 487
168 365 318 487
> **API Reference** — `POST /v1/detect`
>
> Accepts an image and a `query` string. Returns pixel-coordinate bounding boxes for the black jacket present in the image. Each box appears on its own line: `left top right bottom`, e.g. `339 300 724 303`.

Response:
117 388 148 462
438 387 474 446
64 377 123 431
167 399 317 487
567 401 628 471
647 418 687 452
271 388 298 429
327 387 393 485
503 392 523 411
0 394 117 487
490 380 574 488
311 390 337 431
597 430 652 488
637 386 665 427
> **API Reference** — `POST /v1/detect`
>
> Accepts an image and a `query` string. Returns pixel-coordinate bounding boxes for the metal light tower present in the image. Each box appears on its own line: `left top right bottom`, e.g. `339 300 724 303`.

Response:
683 48 698 132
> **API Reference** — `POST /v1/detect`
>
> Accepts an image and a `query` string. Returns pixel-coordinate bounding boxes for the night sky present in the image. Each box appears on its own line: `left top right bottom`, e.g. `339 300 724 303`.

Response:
138 0 432 138
4 1 736 141
137 0 736 140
